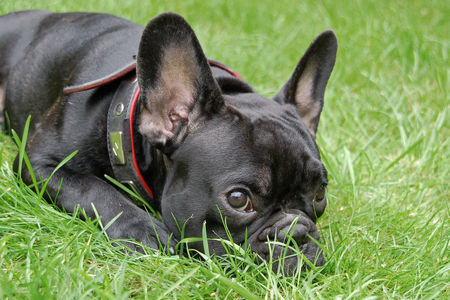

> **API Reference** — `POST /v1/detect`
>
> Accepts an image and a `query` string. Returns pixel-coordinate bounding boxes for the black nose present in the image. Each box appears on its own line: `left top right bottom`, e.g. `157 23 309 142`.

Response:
256 212 326 273
258 214 314 244
278 223 310 244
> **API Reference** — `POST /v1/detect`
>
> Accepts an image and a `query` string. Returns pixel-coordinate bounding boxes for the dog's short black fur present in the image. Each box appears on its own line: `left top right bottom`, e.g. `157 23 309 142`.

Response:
0 10 337 274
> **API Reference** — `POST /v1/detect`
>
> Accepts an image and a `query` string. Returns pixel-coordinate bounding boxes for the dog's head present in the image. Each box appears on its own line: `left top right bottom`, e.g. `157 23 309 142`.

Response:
136 13 336 274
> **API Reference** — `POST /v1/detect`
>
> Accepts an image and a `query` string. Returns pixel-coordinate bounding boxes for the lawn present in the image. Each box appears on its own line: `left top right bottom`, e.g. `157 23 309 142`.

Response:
0 0 448 298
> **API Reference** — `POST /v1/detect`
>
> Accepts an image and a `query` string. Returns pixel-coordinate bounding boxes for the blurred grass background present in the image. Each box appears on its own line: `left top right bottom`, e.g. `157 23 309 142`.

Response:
0 0 448 298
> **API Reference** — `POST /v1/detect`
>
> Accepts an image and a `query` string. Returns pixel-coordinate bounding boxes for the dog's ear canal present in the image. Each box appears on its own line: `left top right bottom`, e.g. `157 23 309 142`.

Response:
273 30 337 137
136 12 223 152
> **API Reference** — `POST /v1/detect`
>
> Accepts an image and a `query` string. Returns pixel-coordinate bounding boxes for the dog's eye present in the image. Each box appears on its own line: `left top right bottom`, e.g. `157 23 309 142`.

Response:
227 190 253 212
315 184 327 202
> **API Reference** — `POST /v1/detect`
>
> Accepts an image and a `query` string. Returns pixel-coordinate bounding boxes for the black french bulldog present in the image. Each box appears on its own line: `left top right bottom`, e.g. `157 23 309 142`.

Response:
0 10 337 274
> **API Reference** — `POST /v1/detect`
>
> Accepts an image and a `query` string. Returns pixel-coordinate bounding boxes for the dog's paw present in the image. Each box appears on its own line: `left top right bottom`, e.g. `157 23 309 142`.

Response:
134 218 178 254
110 215 178 255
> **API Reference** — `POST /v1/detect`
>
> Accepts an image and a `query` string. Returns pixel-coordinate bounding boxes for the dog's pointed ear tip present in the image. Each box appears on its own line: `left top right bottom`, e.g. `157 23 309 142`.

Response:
150 12 189 26
317 29 338 45
321 29 337 36
143 12 195 40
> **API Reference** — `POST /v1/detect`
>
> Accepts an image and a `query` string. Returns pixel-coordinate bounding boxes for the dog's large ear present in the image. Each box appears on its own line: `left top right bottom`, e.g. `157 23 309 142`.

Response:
136 13 223 152
273 30 337 137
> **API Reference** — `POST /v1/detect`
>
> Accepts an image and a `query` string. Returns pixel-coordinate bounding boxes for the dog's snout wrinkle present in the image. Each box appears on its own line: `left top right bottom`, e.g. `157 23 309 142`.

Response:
279 223 309 244
257 210 315 243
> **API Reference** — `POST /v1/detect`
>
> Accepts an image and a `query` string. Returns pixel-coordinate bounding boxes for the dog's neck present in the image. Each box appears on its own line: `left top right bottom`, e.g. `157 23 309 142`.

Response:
135 138 167 210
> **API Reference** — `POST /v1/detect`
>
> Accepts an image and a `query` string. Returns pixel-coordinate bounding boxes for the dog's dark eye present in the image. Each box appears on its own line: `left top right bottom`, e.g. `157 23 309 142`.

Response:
227 190 253 212
315 184 327 202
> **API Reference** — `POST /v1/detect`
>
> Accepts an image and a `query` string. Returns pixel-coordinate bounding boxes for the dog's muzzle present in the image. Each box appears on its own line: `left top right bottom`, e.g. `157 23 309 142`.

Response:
249 209 325 275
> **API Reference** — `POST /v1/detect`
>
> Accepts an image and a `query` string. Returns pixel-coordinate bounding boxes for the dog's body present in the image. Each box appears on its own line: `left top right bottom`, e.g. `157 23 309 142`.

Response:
0 10 337 274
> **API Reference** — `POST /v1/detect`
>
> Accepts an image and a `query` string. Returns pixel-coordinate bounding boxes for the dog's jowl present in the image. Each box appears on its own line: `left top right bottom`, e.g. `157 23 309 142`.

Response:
0 10 337 274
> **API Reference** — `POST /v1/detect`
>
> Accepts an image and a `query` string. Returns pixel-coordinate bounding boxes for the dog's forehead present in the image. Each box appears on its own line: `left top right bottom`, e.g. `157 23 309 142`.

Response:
223 93 316 148
175 93 324 194
228 94 323 185
227 92 326 185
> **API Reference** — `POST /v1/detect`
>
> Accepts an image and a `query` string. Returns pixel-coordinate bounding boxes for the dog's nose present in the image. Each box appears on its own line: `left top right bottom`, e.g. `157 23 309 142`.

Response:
254 212 326 274
257 215 313 244
278 223 309 244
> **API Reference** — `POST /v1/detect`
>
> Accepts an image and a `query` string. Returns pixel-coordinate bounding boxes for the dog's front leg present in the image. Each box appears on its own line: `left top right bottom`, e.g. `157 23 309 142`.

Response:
18 159 176 253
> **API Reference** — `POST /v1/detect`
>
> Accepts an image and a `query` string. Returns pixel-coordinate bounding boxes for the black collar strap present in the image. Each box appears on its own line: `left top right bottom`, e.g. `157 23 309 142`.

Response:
106 74 157 206
64 60 241 204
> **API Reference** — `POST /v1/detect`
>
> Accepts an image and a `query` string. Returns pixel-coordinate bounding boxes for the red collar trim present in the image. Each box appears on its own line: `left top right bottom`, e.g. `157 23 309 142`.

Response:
208 59 242 80
129 87 154 199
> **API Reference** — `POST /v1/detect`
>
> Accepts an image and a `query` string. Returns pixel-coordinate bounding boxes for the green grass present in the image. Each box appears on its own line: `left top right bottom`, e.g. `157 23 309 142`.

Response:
1 0 448 298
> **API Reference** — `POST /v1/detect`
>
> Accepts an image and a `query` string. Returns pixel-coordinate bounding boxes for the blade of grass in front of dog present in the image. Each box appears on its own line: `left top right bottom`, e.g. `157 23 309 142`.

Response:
37 150 78 199
218 209 238 250
172 214 192 256
13 115 31 178
102 211 123 232
215 239 249 258
274 218 299 276
215 206 250 272
178 237 204 243
11 129 38 190
104 174 141 199
104 174 158 217
91 203 109 242
10 116 39 191
178 236 213 263
202 220 210 261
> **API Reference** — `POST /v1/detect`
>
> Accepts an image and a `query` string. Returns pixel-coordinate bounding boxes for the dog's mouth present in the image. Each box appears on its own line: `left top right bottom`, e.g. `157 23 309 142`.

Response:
246 209 325 275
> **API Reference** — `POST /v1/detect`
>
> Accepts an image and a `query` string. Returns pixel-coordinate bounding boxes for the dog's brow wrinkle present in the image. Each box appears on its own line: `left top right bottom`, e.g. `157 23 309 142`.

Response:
255 166 272 196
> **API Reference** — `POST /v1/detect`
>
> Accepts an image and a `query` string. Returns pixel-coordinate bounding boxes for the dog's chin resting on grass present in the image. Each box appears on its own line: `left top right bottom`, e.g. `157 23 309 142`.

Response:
0 10 337 275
